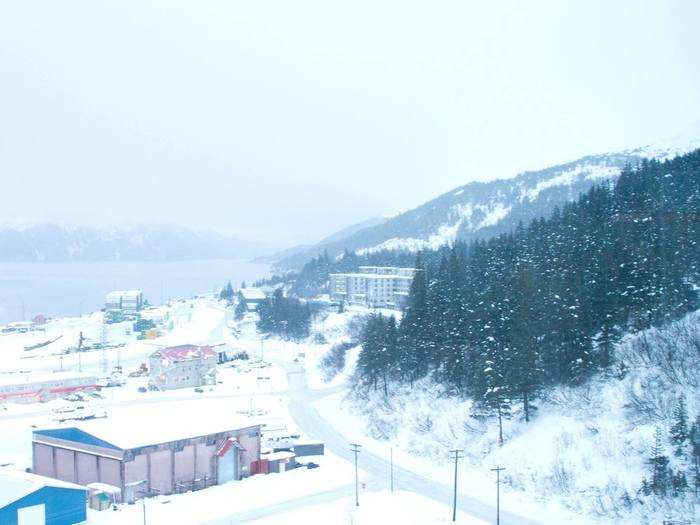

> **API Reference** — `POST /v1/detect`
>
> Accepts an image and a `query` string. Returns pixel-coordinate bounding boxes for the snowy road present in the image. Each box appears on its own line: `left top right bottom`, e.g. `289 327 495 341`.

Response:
281 360 541 525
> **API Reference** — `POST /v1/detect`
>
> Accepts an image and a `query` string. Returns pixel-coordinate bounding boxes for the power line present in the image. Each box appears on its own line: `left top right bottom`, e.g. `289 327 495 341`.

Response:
450 449 463 522
350 443 362 507
491 466 506 525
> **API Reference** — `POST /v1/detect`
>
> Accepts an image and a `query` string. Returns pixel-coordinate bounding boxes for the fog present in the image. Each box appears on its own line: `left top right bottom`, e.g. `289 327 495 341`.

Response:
1 1 698 245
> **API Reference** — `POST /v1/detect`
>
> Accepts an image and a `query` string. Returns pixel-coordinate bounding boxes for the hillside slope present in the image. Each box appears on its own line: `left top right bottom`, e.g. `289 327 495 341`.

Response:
274 134 700 271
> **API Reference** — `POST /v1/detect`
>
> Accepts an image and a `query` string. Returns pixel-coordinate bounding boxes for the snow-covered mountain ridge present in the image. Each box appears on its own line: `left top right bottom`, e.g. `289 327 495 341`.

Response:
0 224 274 262
273 132 700 270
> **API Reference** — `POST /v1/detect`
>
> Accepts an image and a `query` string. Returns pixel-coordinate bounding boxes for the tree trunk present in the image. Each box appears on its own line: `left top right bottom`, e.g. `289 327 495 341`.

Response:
497 406 503 446
523 390 530 423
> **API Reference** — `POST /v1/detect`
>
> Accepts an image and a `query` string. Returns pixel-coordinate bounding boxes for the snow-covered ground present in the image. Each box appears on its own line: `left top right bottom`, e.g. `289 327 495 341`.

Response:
308 308 700 525
247 490 488 525
6 294 692 523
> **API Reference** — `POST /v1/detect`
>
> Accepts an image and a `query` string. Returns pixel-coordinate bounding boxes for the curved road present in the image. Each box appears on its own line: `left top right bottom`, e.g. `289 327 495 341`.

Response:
278 360 540 525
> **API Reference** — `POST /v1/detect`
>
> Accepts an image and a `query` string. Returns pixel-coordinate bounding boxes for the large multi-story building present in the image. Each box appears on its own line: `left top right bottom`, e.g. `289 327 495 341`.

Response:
148 344 218 391
328 266 418 309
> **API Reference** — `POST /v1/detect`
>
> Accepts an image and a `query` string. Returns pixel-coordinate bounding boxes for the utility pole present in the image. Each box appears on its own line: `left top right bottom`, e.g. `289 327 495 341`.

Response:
351 443 362 506
142 497 146 525
78 331 84 372
390 447 394 493
491 466 506 525
450 449 463 522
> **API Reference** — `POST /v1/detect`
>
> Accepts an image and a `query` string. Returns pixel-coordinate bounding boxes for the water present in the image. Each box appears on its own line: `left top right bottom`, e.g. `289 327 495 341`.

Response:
0 259 270 323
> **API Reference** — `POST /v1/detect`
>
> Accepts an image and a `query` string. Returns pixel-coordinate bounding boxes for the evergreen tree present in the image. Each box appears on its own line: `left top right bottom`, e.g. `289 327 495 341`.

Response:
670 395 689 457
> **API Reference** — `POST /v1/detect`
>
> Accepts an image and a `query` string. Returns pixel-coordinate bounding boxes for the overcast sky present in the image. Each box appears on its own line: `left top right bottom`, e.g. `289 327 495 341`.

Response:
1 1 698 246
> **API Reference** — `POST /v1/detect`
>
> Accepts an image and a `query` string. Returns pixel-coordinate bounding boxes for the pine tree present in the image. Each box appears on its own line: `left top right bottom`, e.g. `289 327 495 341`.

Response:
670 395 689 457
647 427 672 495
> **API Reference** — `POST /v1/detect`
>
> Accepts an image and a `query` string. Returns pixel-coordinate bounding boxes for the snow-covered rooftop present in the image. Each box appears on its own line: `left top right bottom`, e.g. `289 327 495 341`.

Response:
105 290 142 301
238 288 266 301
0 371 97 387
0 468 86 507
35 402 259 450
329 273 414 280
151 344 217 362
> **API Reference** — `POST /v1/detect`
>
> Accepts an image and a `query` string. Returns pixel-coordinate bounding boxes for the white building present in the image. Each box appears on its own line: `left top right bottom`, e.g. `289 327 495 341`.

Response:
148 345 218 391
329 266 418 309
237 288 267 312
105 290 143 314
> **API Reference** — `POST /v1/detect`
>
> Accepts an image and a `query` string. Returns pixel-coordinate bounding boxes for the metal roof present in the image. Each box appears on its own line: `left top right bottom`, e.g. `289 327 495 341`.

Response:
0 468 86 508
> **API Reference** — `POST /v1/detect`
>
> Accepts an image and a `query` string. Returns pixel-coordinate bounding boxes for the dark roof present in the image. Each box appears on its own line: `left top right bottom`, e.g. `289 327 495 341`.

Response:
33 427 122 451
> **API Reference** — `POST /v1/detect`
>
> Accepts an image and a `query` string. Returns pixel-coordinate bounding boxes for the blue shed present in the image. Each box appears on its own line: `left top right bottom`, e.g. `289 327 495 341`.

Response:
0 469 87 525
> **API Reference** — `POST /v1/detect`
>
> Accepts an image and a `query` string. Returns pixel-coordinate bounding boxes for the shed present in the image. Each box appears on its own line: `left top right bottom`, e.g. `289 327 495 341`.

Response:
265 451 296 473
0 468 87 525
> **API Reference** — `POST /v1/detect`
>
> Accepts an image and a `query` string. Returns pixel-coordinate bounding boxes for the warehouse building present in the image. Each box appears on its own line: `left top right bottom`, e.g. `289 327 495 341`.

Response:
148 344 218 390
329 266 418 309
0 468 87 525
32 411 261 501
0 372 98 404
104 290 143 314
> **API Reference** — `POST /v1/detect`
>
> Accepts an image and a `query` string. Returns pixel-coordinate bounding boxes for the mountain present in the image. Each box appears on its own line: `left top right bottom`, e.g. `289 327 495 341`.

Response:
273 131 700 271
260 216 387 268
0 224 275 262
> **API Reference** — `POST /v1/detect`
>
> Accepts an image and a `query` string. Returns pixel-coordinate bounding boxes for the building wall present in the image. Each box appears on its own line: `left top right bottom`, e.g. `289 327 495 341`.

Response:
32 425 260 501
150 355 217 391
0 486 86 525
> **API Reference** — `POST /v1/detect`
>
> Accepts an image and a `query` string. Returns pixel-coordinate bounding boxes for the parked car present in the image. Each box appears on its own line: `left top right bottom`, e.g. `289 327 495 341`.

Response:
306 462 320 469
137 386 147 393
194 387 204 393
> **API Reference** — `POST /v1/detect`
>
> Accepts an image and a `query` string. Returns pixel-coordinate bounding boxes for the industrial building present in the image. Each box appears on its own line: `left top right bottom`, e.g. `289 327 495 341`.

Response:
148 344 218 390
0 372 98 404
329 266 418 309
32 412 261 502
237 288 267 312
0 468 87 525
104 290 143 314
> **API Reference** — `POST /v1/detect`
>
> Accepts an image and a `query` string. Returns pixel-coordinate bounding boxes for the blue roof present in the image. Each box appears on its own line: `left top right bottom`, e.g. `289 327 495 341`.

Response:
33 427 122 451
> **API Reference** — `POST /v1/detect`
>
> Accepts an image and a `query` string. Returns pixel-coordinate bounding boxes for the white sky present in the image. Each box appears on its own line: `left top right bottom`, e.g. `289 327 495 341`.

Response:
1 1 699 246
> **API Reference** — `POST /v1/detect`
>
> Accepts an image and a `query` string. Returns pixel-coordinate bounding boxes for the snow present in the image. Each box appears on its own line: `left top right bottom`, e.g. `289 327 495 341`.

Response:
310 308 700 525
247 490 488 525
84 452 356 525
0 467 86 507
519 163 621 202
37 400 261 450
0 370 96 387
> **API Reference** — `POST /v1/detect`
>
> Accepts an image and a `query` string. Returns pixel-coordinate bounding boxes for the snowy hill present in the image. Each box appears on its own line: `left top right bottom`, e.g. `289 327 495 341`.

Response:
0 224 274 262
312 308 700 525
273 133 700 271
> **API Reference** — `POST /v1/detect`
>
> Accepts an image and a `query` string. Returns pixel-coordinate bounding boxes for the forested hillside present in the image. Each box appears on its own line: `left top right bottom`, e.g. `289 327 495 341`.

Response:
355 150 699 419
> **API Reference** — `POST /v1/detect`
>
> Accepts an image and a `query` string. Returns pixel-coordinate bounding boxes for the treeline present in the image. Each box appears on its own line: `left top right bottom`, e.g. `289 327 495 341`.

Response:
356 151 700 430
256 288 312 340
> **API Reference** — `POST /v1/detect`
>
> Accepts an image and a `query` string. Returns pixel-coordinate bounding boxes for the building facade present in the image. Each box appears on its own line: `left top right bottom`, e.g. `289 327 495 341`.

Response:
0 469 87 525
104 290 143 314
329 266 418 309
32 423 261 501
148 344 218 391
0 372 98 404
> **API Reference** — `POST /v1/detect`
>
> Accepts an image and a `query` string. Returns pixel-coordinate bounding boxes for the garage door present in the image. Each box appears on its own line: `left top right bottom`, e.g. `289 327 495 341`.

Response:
17 504 45 525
